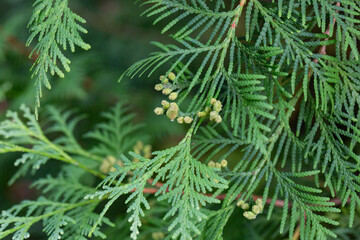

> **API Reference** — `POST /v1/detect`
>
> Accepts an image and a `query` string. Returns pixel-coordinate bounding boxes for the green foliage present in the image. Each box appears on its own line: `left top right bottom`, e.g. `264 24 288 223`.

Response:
0 103 140 238
1 0 360 240
0 166 113 240
87 128 228 240
85 104 143 158
27 0 90 117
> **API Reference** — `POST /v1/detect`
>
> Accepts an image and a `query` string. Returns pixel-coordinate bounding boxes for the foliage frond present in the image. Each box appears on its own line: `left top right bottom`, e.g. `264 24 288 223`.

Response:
87 130 228 240
85 103 143 158
27 0 90 117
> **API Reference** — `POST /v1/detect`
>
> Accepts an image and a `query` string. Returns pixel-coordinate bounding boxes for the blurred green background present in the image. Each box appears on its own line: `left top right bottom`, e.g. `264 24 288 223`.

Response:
0 1 359 239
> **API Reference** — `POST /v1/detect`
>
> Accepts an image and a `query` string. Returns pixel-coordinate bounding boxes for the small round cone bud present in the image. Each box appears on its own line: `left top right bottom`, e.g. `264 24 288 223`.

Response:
160 76 169 84
115 160 124 168
161 100 170 109
205 107 211 114
221 159 228 167
184 116 193 124
241 203 249 210
197 111 206 117
255 199 263 206
154 107 164 115
210 111 218 121
155 84 164 91
107 155 116 164
152 231 165 240
210 98 217 105
170 102 178 108
169 92 178 100
134 141 142 154
236 200 245 207
215 115 222 123
134 148 141 154
208 161 215 168
168 72 176 81
100 156 116 174
215 162 222 168
243 211 256 220
143 145 152 159
166 103 179 121
252 205 261 215
214 100 222 112
177 117 184 124
144 145 151 153
135 141 143 150
162 88 172 95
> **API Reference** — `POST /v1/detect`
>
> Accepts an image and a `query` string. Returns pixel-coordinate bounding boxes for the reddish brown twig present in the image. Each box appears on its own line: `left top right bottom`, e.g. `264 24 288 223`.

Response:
142 188 159 194
293 224 301 240
313 1 340 63
146 178 164 188
140 183 349 208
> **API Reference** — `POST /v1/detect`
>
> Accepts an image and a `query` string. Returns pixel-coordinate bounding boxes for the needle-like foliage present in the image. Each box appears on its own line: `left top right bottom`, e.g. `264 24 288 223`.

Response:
27 0 90 117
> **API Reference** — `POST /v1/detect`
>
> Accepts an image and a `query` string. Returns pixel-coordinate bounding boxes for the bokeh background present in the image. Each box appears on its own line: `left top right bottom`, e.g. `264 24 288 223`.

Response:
0 0 359 239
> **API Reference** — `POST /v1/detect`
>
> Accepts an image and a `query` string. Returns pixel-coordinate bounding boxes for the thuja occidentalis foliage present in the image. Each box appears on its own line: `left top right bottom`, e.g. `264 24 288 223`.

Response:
1 0 360 239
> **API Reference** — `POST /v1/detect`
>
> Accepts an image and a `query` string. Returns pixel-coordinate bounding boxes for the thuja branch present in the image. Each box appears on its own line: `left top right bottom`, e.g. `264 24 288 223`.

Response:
0 198 100 239
0 141 106 179
213 0 246 76
139 186 349 208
